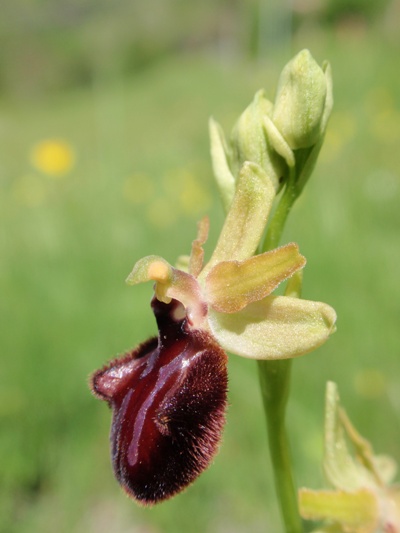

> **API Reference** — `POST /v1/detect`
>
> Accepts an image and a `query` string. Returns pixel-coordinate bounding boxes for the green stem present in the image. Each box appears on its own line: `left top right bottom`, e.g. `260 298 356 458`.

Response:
258 359 302 533
261 172 299 253
258 173 303 533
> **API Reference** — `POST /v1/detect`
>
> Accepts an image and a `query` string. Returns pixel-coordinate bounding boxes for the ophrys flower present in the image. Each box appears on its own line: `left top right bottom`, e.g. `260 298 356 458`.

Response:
90 161 336 504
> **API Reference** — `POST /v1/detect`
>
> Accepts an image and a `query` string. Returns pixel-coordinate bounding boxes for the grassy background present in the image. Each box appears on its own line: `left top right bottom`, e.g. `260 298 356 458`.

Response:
1 17 400 533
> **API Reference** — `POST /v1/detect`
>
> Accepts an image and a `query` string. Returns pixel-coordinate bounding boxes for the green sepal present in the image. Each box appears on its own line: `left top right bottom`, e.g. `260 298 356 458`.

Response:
208 295 337 359
262 114 295 168
295 60 333 193
272 49 328 150
201 162 275 278
230 89 286 192
209 117 235 212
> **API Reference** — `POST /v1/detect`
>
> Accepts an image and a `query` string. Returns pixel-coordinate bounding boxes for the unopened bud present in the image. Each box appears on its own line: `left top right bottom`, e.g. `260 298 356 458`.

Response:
273 49 332 150
230 90 287 191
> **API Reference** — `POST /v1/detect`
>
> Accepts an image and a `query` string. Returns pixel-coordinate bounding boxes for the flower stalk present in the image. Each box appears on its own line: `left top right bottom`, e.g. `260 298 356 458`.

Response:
261 167 298 253
258 177 304 533
258 358 302 533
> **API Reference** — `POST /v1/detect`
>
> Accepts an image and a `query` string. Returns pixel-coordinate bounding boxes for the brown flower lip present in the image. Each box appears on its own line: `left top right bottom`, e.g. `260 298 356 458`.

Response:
90 297 228 505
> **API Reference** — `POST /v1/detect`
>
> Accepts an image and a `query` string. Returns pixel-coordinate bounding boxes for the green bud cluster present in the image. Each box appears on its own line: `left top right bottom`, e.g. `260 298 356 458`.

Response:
210 49 333 211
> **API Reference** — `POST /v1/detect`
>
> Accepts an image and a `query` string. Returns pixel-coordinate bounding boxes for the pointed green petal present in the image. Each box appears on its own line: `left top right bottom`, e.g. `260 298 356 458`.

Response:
339 405 386 487
201 161 275 279
208 295 336 359
263 114 295 167
206 243 306 313
299 488 378 533
209 117 235 211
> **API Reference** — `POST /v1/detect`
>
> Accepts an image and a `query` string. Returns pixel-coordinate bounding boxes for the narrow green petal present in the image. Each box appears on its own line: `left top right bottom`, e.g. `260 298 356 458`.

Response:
189 216 209 278
263 114 295 167
206 243 306 313
284 270 303 298
201 161 275 279
339 405 386 487
209 117 235 211
299 488 378 533
208 295 336 359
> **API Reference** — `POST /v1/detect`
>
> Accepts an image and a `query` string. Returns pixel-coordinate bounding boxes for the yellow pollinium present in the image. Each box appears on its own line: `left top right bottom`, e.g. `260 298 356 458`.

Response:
148 260 171 283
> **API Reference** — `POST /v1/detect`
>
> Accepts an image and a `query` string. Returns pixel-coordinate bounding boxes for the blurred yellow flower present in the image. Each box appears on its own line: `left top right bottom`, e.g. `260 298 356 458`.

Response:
30 139 76 177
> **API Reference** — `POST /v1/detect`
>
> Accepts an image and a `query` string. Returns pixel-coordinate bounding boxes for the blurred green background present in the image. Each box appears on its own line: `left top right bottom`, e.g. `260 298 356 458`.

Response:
1 1 399 532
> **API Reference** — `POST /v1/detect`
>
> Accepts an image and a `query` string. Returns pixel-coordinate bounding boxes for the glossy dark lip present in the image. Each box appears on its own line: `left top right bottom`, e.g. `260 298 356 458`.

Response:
90 298 228 505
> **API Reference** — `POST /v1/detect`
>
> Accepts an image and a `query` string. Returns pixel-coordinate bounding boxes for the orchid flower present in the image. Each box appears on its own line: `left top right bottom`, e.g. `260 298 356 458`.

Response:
299 382 400 532
90 160 336 505
127 161 335 361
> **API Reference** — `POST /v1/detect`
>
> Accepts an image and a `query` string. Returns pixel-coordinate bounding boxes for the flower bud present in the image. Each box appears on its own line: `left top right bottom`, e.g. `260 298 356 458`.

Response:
272 49 332 150
230 90 288 191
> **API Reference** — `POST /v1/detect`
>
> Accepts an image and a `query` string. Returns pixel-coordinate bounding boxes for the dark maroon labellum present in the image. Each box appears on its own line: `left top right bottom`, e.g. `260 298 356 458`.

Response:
90 298 228 505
